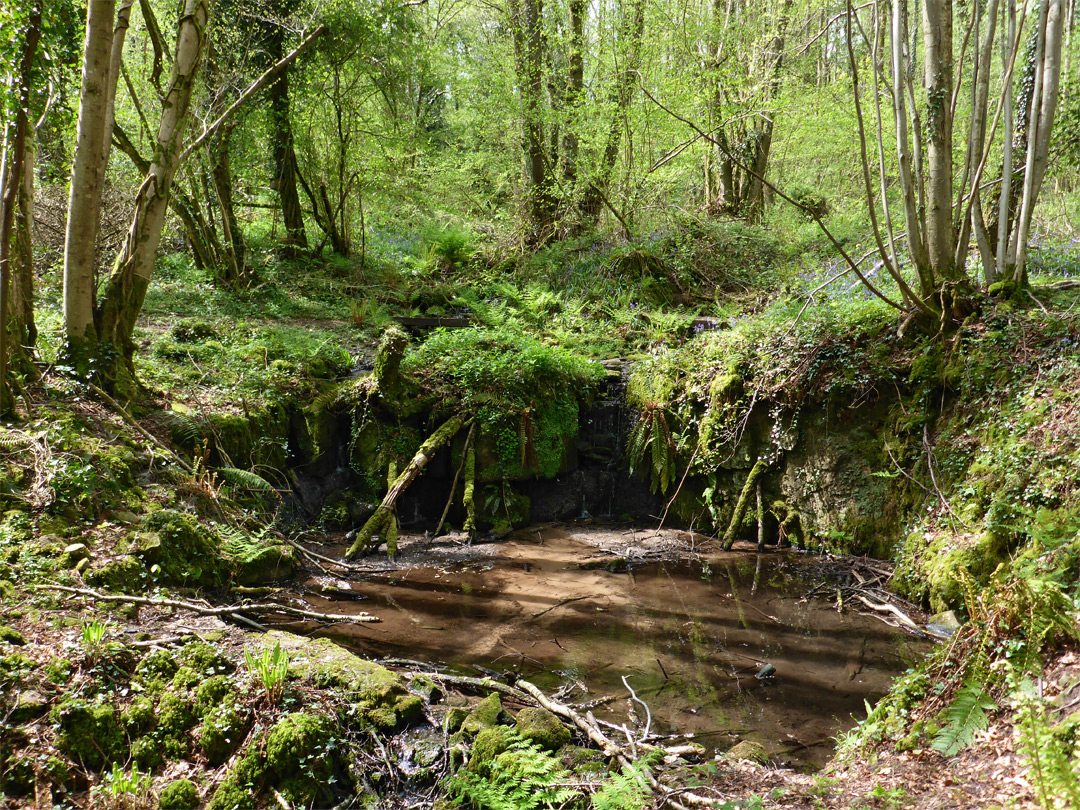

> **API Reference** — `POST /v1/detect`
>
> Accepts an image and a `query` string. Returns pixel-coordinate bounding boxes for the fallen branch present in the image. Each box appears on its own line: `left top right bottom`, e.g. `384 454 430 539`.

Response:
35 585 379 623
346 413 468 559
854 594 923 635
722 459 768 551
528 594 590 620
283 537 379 575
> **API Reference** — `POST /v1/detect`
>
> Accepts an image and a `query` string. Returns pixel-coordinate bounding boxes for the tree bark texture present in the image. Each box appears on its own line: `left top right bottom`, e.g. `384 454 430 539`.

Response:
267 26 308 257
62 0 117 355
95 0 212 389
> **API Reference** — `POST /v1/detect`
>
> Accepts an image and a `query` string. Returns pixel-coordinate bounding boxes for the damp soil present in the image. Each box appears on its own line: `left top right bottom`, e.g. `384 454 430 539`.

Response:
287 525 932 770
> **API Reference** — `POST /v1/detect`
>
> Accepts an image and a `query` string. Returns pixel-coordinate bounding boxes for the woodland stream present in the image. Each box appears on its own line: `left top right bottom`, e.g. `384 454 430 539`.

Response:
289 526 932 770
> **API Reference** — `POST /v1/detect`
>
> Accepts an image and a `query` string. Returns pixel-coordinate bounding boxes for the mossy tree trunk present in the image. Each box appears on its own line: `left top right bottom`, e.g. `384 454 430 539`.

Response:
345 414 467 559
722 459 768 551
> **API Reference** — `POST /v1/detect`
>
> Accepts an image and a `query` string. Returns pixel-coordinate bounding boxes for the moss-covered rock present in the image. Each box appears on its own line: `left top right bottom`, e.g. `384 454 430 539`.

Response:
194 675 232 716
461 692 507 736
159 778 200 810
514 707 571 751
467 726 515 774
725 740 769 764
144 509 223 587
158 691 197 758
122 696 157 734
0 624 24 645
52 699 127 770
179 641 234 677
260 631 421 730
85 554 146 591
198 696 250 766
221 540 296 586
135 648 179 691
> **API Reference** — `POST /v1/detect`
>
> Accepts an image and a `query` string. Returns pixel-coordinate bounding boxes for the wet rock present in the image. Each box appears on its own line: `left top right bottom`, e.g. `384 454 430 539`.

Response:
926 609 963 639
515 707 571 751
725 740 769 764
461 692 507 735
443 706 470 734
397 727 445 782
467 726 514 774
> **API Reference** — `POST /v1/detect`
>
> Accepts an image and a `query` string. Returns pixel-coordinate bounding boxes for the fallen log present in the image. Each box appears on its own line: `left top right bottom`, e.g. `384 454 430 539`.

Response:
345 413 467 559
35 584 379 623
722 459 768 551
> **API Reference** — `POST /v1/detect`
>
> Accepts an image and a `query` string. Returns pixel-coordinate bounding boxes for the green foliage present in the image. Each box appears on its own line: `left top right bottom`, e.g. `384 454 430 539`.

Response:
590 753 660 810
81 619 108 664
216 467 275 493
244 641 290 705
627 405 675 495
1013 677 1080 810
930 685 996 757
92 763 153 810
444 730 579 810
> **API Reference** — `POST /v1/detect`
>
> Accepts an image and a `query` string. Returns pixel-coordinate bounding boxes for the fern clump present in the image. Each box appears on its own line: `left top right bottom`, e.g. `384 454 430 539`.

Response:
444 730 579 810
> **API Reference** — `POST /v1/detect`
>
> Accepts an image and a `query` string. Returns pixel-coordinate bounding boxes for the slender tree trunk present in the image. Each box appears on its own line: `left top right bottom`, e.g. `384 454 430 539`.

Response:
562 0 585 193
11 132 37 372
62 0 117 361
922 0 956 283
743 0 794 223
511 0 558 242
1012 0 1066 285
210 124 247 284
0 5 41 412
580 0 646 226
95 0 213 393
267 27 308 257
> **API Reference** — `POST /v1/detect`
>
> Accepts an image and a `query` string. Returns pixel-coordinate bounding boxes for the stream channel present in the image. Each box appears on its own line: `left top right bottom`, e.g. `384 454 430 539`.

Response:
291 525 932 770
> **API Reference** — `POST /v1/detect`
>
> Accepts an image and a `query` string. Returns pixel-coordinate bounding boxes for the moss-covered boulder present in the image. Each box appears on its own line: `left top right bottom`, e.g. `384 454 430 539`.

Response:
0 625 24 645
467 726 515 774
210 712 342 810
52 699 127 770
179 641 234 677
159 778 200 810
461 692 507 736
85 554 146 591
198 696 250 766
725 740 769 764
220 539 296 586
260 631 421 730
515 707 571 751
144 509 223 587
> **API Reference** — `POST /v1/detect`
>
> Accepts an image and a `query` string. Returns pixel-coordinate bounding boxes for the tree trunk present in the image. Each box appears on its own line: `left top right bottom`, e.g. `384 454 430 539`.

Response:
62 0 117 361
210 124 247 285
511 0 558 242
580 0 646 227
11 132 37 372
743 0 794 223
267 27 308 257
95 0 212 393
921 0 956 283
0 5 41 412
345 414 467 558
562 0 585 193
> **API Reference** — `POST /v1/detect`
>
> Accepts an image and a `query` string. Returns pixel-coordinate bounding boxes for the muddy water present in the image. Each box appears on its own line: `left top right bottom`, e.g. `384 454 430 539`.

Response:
299 527 930 769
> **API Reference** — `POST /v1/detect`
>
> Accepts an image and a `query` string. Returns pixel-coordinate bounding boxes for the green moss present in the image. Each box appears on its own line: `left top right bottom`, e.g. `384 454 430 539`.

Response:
194 675 232 716
158 691 197 758
44 657 74 685
144 509 224 587
725 740 769 764
467 726 514 775
135 648 179 691
922 530 1012 612
85 555 146 591
461 693 506 736
122 696 157 734
0 625 24 645
261 632 421 731
159 778 201 810
172 666 201 692
198 696 250 766
179 641 234 677
52 699 127 770
220 539 297 586
131 736 164 771
514 707 571 751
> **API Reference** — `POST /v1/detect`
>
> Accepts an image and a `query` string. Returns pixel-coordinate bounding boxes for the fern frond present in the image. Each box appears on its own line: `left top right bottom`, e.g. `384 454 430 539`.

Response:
0 432 30 448
932 684 996 756
166 413 205 447
217 467 275 493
